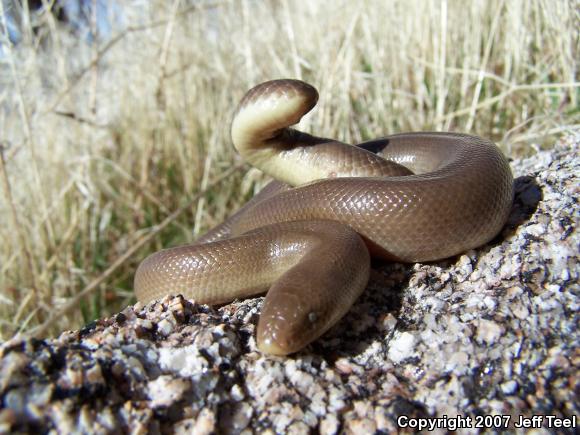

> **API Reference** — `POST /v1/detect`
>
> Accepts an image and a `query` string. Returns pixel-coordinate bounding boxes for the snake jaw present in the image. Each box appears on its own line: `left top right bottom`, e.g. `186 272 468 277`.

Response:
256 288 325 355
256 315 295 356
256 333 290 356
256 312 321 356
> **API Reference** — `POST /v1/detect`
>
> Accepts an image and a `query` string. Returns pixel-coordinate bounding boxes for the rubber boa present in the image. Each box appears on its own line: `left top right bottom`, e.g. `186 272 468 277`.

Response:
134 79 514 355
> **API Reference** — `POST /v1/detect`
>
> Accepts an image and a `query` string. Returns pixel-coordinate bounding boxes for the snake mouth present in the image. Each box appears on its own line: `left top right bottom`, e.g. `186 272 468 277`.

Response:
256 317 298 356
256 320 317 356
257 334 293 356
256 298 327 356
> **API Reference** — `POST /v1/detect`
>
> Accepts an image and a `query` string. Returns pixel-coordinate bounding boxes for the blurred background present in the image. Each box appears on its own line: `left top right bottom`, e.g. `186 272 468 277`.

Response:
0 0 578 339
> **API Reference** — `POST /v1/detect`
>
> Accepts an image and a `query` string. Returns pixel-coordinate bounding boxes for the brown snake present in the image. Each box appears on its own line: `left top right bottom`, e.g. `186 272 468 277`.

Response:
134 79 514 355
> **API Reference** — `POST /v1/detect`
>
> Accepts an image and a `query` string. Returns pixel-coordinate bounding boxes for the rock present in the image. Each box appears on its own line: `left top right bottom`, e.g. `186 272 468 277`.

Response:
0 135 578 433
387 331 417 363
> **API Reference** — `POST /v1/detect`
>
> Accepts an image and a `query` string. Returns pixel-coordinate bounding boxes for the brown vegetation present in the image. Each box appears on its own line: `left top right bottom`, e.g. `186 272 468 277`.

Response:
0 0 578 339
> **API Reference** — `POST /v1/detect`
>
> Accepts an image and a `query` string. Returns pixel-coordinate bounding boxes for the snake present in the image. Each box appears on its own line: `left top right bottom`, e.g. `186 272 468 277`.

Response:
134 79 514 355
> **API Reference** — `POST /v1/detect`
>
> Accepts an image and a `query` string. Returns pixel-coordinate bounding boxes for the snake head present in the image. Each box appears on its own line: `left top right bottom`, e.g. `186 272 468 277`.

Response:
256 288 327 356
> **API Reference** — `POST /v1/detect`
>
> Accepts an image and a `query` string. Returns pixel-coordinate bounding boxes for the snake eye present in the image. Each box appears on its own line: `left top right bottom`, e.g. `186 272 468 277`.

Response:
308 312 318 323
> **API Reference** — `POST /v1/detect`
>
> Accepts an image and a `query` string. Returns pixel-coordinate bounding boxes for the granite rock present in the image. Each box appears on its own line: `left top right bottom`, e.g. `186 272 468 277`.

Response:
1 135 578 434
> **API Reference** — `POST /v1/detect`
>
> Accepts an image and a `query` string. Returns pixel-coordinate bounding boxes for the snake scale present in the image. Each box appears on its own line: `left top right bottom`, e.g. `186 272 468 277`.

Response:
134 79 514 355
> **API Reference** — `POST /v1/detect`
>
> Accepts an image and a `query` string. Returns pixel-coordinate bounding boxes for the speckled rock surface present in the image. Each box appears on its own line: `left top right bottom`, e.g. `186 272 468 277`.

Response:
1 135 578 434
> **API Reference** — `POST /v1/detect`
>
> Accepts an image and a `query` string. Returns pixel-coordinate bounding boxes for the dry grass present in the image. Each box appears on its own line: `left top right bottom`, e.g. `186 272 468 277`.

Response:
0 0 578 340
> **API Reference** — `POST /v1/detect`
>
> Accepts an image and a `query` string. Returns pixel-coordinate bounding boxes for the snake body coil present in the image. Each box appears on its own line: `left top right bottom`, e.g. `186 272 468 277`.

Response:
135 79 514 355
